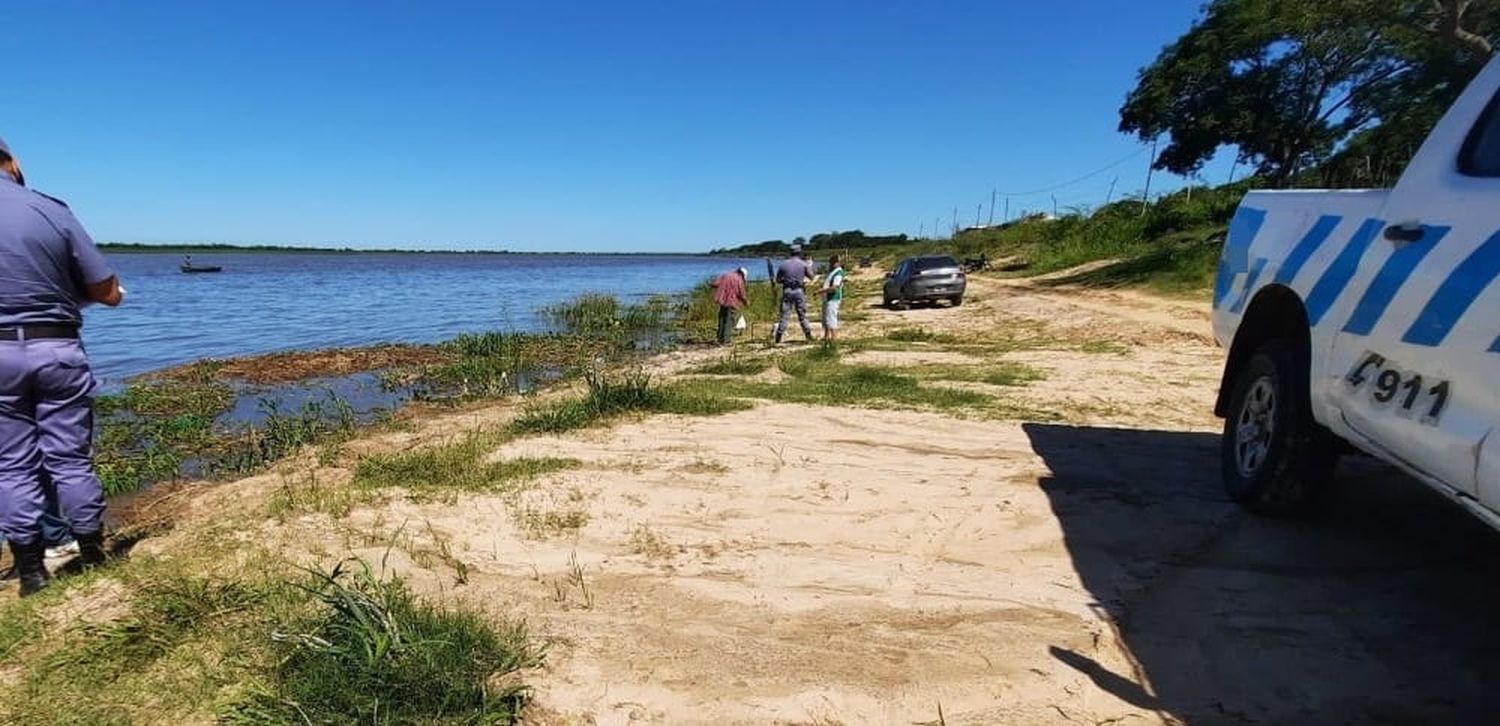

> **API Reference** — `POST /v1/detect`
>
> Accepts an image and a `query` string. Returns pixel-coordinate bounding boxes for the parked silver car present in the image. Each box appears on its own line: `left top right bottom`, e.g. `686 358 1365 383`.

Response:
882 255 967 308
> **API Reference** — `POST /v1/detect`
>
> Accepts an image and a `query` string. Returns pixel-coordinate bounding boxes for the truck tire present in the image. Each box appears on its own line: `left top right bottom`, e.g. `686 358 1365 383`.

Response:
1220 339 1337 515
950 295 964 307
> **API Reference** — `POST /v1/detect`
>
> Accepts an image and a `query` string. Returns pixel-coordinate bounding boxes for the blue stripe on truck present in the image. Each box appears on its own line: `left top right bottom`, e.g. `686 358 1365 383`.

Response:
1214 206 1267 309
1229 258 1268 314
1403 229 1500 347
1341 225 1450 336
1272 215 1343 286
1305 218 1384 326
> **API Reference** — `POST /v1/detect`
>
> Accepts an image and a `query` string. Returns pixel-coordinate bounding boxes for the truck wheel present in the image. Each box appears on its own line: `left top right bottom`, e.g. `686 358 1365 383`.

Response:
1220 340 1337 515
883 294 897 309
950 295 964 307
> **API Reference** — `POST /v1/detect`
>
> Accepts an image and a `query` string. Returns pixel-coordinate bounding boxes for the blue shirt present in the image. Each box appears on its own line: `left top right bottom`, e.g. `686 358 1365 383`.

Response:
0 175 114 326
775 257 814 289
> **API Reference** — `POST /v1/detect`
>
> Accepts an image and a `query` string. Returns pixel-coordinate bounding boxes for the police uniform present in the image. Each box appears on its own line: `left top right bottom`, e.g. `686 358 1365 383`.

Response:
0 136 111 593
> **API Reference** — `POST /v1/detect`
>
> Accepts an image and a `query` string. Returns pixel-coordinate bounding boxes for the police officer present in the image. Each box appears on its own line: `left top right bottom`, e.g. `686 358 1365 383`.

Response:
0 136 121 596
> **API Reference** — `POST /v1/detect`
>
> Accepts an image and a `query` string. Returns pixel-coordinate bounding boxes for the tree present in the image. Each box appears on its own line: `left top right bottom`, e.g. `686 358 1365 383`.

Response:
1120 0 1496 187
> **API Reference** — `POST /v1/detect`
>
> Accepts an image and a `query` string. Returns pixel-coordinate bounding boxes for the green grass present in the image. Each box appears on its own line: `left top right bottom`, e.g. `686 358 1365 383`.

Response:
778 181 1247 294
508 369 750 435
1040 232 1224 296
228 561 540 724
0 598 42 661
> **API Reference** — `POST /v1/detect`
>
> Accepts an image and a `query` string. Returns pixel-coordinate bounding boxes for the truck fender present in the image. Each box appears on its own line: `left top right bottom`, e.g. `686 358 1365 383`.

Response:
1215 285 1312 418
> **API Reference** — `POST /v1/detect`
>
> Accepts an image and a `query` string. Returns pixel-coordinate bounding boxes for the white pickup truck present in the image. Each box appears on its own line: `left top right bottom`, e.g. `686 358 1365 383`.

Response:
1212 55 1500 527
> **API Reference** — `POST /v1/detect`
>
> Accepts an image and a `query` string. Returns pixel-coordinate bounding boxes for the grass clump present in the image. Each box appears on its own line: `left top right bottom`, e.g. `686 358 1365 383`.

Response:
0 555 540 725
509 369 748 435
691 351 992 413
915 361 1047 387
629 524 675 559
268 470 375 520
354 431 580 504
886 328 959 345
230 560 542 724
690 355 771 376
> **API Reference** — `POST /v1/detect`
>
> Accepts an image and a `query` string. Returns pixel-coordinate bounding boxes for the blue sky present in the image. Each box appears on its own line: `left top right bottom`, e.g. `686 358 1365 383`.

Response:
3 1 1232 252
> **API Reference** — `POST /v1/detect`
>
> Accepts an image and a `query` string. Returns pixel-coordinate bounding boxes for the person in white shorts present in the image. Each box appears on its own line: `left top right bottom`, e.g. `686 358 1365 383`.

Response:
820 255 846 341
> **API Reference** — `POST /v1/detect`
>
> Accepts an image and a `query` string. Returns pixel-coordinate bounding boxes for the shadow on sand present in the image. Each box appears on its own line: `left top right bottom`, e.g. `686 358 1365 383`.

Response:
1024 422 1500 724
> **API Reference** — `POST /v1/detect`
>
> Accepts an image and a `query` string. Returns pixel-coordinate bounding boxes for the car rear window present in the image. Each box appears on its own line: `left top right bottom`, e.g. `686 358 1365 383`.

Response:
914 256 960 272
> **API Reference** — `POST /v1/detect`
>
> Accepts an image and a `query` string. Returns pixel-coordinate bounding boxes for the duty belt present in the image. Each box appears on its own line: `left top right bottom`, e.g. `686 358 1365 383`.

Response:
0 325 80 341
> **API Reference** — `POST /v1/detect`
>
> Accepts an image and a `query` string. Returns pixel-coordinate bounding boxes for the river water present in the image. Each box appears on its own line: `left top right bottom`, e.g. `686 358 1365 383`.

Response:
82 252 762 383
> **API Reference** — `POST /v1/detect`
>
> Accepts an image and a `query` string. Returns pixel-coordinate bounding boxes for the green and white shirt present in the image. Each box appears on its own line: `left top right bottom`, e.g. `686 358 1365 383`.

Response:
826 266 846 302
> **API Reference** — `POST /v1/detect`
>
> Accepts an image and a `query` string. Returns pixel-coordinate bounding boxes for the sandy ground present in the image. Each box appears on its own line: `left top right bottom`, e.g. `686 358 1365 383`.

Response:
123 274 1500 722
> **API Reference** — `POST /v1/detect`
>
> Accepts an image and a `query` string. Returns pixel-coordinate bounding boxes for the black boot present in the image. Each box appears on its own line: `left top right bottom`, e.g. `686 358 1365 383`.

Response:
9 540 50 597
76 531 108 568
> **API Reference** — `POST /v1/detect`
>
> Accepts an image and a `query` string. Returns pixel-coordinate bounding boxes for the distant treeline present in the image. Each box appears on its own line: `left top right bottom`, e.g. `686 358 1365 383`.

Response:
711 230 910 256
101 243 711 257
100 242 514 255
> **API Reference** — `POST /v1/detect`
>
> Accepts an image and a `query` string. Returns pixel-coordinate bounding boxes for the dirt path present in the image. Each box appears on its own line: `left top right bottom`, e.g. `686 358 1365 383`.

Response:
142 272 1500 723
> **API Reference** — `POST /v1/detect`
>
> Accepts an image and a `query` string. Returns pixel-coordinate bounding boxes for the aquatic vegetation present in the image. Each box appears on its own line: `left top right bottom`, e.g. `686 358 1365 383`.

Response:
94 379 236 496
213 394 359 474
541 293 671 338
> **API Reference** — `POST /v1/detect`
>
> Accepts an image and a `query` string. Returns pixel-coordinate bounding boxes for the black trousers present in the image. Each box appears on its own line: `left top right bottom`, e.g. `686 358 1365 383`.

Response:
717 305 736 344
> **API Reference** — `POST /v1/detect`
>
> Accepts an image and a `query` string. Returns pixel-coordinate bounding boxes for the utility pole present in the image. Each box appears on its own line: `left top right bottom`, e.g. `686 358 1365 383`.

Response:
1227 156 1240 185
918 221 924 239
1004 197 1010 223
988 188 996 226
1051 195 1058 218
935 216 941 239
975 203 982 226
1141 136 1159 216
1106 176 1118 205
951 207 958 235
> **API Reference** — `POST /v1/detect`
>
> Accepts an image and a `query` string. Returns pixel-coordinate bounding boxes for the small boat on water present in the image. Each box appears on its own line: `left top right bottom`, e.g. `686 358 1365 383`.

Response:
180 255 223 273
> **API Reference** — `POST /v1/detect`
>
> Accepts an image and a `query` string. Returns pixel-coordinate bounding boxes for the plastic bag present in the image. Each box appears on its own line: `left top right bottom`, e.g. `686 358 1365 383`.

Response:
735 315 747 331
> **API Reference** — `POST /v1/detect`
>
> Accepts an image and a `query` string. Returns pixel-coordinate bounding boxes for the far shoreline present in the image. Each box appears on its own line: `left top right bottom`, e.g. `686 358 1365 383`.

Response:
102 243 726 257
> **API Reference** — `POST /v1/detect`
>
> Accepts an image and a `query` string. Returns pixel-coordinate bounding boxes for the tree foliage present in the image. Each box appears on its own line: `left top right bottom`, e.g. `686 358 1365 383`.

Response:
712 230 910 256
1120 0 1498 187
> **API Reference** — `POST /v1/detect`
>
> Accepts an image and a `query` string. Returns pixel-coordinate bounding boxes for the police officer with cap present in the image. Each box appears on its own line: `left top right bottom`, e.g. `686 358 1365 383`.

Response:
0 135 121 596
